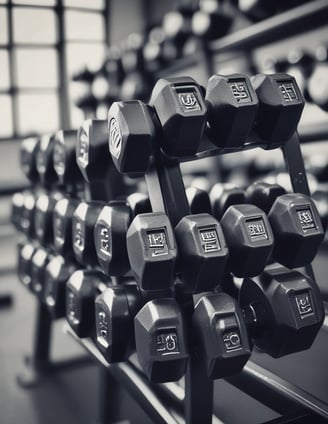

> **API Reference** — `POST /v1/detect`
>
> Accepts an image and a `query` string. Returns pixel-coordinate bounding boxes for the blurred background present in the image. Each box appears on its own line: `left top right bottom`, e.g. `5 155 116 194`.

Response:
0 1 327 423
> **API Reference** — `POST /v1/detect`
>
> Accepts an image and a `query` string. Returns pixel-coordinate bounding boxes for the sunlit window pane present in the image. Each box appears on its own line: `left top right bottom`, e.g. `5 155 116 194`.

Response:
64 0 104 9
66 42 105 75
13 8 57 44
16 48 58 88
0 8 8 44
65 11 105 41
18 93 59 135
0 95 13 137
0 50 10 89
13 0 55 5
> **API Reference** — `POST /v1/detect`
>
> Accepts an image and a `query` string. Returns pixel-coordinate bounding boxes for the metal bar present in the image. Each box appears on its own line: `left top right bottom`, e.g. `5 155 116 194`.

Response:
210 0 328 54
298 123 328 144
226 361 328 419
145 157 190 227
282 133 311 196
7 0 19 138
32 301 52 367
56 0 71 129
98 366 121 424
185 352 213 424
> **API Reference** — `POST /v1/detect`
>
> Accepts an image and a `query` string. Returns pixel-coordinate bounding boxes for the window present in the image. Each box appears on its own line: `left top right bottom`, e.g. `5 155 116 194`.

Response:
0 0 107 140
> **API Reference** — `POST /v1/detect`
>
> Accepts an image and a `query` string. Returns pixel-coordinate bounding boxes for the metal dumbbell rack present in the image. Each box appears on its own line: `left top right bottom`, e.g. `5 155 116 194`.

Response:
63 130 326 423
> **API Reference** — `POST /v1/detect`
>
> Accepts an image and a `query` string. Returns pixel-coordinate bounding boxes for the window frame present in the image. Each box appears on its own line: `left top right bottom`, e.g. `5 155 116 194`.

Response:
0 0 109 141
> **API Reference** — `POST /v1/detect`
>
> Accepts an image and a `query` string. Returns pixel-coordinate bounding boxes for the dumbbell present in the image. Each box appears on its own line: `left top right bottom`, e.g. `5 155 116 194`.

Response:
251 73 305 147
53 196 80 257
186 186 212 214
76 118 125 200
108 100 155 176
36 134 58 188
30 246 54 299
175 213 229 293
149 76 207 157
11 192 25 232
34 191 63 247
93 193 151 277
53 129 83 190
210 183 246 220
220 204 274 277
11 191 37 238
20 136 40 184
44 255 77 319
239 264 324 357
205 74 258 148
192 292 251 379
245 181 287 213
72 200 104 268
268 193 325 268
66 269 110 338
191 0 233 40
17 241 38 291
246 184 324 268
95 281 141 362
127 212 189 382
206 73 305 150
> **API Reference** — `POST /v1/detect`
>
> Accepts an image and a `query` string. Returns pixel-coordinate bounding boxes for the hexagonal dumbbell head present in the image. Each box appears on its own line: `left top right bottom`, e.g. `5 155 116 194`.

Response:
251 73 304 147
149 76 207 157
193 293 251 379
127 212 177 291
245 181 287 214
210 184 246 220
36 134 57 186
76 119 111 183
268 193 324 268
17 241 37 290
20 191 37 238
53 129 82 186
11 192 25 231
94 201 131 276
34 192 62 245
20 137 40 184
44 255 76 319
126 192 151 217
72 201 103 267
186 186 212 214
134 298 189 383
53 196 79 256
175 213 229 293
206 74 258 148
66 269 110 338
30 247 53 298
95 282 141 362
239 266 324 357
108 100 154 175
221 204 274 277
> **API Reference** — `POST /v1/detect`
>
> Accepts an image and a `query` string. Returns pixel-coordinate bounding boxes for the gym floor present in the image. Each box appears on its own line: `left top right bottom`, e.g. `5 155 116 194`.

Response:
1 227 327 424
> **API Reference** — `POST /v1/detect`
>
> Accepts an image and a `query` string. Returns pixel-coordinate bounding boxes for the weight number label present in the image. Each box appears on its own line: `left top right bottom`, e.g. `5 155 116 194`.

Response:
246 217 268 241
109 118 122 159
295 291 314 319
178 91 201 112
277 80 299 103
156 331 180 355
199 227 221 253
229 80 252 104
146 229 169 257
297 207 316 231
